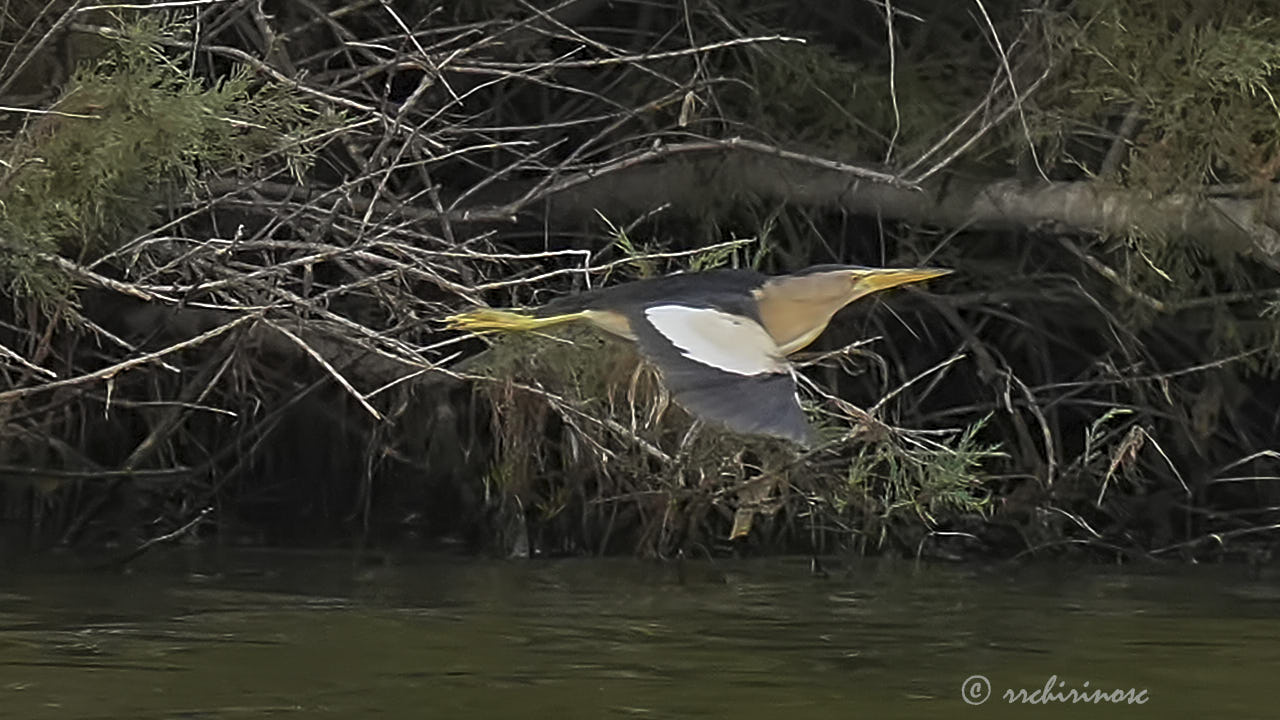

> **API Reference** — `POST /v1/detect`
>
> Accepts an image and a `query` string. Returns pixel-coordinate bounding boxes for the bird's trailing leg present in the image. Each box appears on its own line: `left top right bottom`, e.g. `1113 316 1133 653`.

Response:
445 308 588 334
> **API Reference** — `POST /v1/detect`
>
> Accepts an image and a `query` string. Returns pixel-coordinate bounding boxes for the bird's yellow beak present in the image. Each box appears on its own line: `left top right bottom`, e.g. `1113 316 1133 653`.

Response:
855 267 952 293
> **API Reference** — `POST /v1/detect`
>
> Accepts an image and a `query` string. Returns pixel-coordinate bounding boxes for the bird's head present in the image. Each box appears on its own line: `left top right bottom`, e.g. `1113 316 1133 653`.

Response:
753 263 952 356
764 264 951 307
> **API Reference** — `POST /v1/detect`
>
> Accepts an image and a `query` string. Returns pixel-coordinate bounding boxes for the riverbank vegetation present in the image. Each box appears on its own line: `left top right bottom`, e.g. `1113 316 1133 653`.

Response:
3 0 1280 563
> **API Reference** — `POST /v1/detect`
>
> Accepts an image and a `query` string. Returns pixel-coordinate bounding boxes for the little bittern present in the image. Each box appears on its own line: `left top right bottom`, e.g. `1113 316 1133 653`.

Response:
447 264 949 445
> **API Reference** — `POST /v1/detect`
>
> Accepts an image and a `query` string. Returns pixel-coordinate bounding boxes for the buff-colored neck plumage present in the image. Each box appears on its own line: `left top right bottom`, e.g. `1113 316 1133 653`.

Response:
753 271 871 355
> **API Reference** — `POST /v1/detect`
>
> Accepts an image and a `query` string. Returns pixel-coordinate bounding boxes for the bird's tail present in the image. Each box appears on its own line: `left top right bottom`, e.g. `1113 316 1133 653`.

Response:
445 308 587 334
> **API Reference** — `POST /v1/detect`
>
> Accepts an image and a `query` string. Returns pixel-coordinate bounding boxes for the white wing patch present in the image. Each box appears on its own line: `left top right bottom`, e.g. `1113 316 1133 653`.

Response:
643 305 787 376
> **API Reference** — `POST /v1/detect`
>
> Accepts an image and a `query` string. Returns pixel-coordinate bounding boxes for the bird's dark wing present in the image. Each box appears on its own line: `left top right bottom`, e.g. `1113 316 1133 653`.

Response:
626 303 813 445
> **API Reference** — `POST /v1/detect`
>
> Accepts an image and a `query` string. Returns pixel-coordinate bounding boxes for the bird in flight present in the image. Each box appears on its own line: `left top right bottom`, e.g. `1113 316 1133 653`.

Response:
446 264 949 445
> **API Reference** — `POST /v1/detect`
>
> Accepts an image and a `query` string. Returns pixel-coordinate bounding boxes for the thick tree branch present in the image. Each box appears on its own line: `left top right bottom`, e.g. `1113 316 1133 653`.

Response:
519 150 1280 267
220 144 1280 268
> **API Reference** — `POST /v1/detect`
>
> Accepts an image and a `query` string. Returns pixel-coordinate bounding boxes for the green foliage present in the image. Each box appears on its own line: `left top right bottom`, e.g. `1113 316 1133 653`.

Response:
595 211 659 279
0 17 333 306
845 416 997 541
1034 2 1280 368
1045 0 1280 192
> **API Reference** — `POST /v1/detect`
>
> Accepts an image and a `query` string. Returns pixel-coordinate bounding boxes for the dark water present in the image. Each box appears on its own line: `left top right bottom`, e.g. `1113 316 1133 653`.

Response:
2 551 1279 719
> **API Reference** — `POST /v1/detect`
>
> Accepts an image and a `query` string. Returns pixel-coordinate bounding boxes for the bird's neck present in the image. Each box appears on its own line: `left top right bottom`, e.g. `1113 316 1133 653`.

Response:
757 287 869 355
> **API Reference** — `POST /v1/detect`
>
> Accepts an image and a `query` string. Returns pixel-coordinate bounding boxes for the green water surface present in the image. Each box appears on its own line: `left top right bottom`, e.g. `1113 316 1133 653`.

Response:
2 552 1278 719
